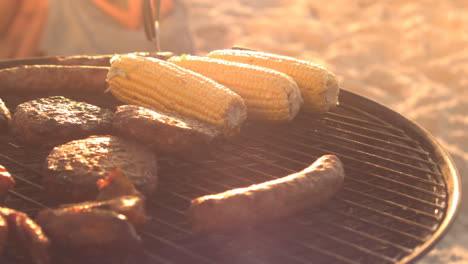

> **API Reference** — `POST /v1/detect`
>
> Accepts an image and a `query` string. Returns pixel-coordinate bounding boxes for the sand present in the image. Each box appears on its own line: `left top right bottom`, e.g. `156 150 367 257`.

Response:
185 0 468 263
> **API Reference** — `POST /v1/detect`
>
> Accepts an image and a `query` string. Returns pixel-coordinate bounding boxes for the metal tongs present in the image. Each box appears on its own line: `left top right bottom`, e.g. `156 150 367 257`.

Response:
142 0 161 52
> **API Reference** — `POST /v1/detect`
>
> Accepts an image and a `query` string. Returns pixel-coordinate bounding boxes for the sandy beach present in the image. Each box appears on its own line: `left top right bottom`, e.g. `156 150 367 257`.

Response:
186 0 468 262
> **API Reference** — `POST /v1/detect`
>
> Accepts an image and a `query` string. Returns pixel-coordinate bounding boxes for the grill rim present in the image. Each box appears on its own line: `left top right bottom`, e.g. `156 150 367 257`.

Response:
338 90 462 264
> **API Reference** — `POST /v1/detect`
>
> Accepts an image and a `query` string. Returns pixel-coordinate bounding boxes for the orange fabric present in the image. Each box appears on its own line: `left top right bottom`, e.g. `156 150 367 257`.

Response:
0 0 48 59
0 0 175 59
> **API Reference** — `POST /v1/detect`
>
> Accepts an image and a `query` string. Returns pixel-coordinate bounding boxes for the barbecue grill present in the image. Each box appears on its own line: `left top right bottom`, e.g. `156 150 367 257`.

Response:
0 79 461 263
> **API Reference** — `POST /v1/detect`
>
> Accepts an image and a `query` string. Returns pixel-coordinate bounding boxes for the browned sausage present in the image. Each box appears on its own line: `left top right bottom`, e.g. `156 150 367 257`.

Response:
112 105 222 160
0 52 174 69
189 155 345 232
0 65 109 93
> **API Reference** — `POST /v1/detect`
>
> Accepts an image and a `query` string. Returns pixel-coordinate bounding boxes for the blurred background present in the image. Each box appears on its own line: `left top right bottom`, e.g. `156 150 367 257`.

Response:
1 0 467 263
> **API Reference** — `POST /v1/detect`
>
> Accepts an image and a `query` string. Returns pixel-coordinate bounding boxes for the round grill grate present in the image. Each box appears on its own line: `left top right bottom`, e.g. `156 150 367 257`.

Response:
0 89 460 264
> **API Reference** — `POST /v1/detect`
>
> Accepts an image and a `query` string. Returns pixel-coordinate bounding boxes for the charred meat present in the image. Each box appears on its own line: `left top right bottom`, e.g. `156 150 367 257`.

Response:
44 135 158 203
0 165 15 202
11 96 113 146
96 167 142 201
51 195 148 227
36 208 141 257
0 99 11 132
0 207 51 264
0 215 7 256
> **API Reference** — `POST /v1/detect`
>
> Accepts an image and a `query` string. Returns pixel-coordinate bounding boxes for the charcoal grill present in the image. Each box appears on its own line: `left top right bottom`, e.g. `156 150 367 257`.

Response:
0 85 461 263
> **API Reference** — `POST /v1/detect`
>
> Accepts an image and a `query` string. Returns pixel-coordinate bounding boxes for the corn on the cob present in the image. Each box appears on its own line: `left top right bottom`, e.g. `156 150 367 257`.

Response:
106 54 247 136
207 49 340 113
168 55 303 121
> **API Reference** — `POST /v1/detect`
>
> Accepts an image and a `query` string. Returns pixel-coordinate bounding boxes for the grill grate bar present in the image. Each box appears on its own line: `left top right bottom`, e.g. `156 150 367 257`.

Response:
253 130 443 179
326 208 427 243
142 233 217 264
0 153 44 176
308 139 442 177
339 199 436 232
141 249 175 264
312 147 444 187
321 112 404 134
322 117 415 144
345 176 445 209
337 103 408 133
148 215 192 236
342 187 442 220
242 135 445 188
306 219 414 254
298 225 397 263
6 172 44 190
287 238 361 264
344 166 446 199
227 139 445 207
8 190 48 209
313 131 436 166
320 125 429 155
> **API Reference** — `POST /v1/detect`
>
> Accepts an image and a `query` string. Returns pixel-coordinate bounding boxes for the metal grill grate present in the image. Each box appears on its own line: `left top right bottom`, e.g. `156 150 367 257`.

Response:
0 90 458 264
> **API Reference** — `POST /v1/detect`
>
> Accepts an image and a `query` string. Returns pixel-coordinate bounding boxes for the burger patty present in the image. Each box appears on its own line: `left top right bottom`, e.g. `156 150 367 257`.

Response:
11 96 113 146
113 105 222 160
0 98 11 132
44 135 158 203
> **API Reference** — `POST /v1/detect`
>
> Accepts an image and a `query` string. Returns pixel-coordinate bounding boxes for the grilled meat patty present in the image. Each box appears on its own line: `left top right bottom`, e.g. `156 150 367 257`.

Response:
11 96 113 146
0 99 11 133
113 105 222 160
36 208 141 257
0 165 15 202
0 207 51 264
44 135 158 203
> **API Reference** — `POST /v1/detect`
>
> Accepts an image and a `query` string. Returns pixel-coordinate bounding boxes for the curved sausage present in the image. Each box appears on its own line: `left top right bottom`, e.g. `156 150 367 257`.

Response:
189 155 345 232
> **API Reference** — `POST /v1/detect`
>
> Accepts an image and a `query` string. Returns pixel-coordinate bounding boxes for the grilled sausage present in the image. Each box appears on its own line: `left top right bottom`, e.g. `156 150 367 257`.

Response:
0 65 108 93
113 105 222 160
11 96 113 146
189 155 345 232
0 207 51 264
0 99 11 132
0 165 15 202
44 135 158 203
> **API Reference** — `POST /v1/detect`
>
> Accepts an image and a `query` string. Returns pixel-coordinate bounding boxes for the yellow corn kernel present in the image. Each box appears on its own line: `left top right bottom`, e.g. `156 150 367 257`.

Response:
106 54 247 136
207 49 339 113
168 55 302 121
